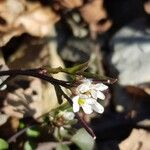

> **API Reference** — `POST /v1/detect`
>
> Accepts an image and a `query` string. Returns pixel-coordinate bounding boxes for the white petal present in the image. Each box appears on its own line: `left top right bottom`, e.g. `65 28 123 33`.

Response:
93 83 108 91
80 94 90 99
97 91 105 100
84 98 94 104
77 83 90 93
63 112 75 120
91 101 104 113
72 95 79 104
73 103 80 112
82 104 93 114
81 79 92 85
91 89 98 99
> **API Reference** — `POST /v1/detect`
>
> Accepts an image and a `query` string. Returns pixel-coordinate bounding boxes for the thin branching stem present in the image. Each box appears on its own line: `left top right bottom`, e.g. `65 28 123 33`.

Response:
8 125 34 143
0 68 71 88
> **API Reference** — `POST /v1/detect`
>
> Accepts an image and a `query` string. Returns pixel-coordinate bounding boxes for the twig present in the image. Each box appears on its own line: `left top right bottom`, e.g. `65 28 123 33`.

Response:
0 68 71 88
7 125 34 143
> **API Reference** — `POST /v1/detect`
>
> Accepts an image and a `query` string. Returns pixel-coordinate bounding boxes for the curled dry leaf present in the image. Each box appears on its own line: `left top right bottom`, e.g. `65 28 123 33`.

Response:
0 0 26 47
14 5 59 37
0 113 9 126
54 0 83 9
80 0 107 24
2 78 44 119
0 27 24 47
80 0 112 33
0 0 59 46
144 0 150 14
2 35 66 119
119 129 150 150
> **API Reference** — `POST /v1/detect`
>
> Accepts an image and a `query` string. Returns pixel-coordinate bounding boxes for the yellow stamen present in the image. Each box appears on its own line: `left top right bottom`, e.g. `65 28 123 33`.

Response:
78 98 85 106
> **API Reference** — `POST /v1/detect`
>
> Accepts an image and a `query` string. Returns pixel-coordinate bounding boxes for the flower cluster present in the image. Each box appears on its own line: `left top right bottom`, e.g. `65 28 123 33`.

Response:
51 110 76 140
72 79 108 114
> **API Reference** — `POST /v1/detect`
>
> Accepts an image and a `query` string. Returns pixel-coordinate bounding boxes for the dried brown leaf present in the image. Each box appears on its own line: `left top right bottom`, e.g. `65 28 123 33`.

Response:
144 1 150 14
80 0 106 24
119 129 150 150
15 5 59 37
55 0 83 9
79 0 112 33
2 36 66 119
2 77 57 119
0 0 59 46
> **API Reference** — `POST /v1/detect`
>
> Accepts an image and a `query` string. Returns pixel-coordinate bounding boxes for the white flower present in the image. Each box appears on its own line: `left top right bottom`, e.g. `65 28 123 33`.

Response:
72 94 104 114
76 79 108 100
58 111 75 121
63 112 75 121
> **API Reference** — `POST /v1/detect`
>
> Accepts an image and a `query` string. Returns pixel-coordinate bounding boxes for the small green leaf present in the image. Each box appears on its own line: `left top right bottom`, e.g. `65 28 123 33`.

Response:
63 62 89 74
71 128 95 150
56 144 70 150
0 138 9 150
24 141 36 150
19 121 25 129
26 127 40 138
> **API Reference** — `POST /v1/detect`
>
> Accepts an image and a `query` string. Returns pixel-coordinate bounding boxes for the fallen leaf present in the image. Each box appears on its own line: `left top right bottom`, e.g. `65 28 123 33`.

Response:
144 0 150 14
80 0 106 24
55 0 83 9
79 0 111 33
119 128 150 150
15 4 59 37
0 0 59 46
2 35 66 119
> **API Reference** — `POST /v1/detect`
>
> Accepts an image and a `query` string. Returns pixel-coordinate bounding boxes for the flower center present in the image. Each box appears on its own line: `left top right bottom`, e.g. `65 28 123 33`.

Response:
78 98 85 106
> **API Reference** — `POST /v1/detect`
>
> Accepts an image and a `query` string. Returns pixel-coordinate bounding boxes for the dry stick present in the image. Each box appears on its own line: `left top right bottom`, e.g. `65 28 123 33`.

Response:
0 68 71 88
62 91 96 139
8 125 34 143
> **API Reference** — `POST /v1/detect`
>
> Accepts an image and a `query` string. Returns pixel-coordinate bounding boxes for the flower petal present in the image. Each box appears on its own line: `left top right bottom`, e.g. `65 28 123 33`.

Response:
93 83 108 91
77 84 89 93
73 103 80 112
63 112 75 120
91 101 104 113
82 104 93 114
72 95 79 104
81 79 92 85
91 89 98 99
80 94 90 99
97 91 105 100
84 98 94 104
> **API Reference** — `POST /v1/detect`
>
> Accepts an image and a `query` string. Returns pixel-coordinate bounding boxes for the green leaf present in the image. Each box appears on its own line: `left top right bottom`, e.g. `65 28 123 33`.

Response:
0 138 9 150
24 141 36 150
63 62 89 74
56 144 70 150
71 128 95 150
19 121 25 129
26 127 40 138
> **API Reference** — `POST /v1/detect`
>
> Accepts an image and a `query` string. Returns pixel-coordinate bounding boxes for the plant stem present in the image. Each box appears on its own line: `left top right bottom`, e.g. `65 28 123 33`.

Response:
0 68 71 88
